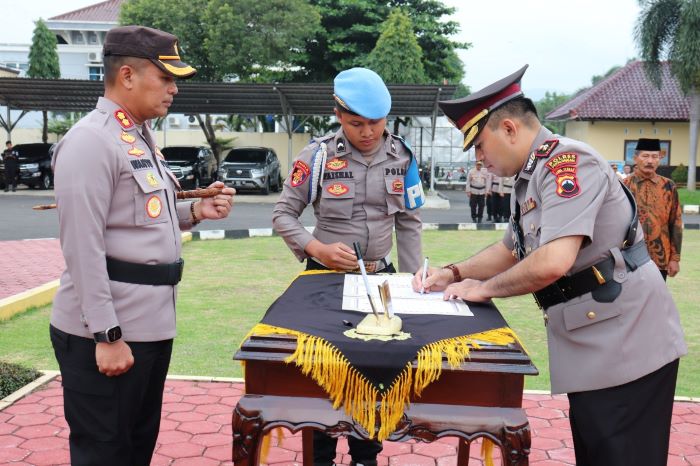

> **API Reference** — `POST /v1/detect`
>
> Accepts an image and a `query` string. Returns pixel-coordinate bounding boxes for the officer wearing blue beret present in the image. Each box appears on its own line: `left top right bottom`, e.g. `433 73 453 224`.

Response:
273 67 425 466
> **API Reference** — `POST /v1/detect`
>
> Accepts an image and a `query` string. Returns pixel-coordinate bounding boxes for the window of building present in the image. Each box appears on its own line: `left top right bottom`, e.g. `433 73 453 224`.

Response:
71 31 84 44
87 32 98 44
88 66 104 81
624 139 671 166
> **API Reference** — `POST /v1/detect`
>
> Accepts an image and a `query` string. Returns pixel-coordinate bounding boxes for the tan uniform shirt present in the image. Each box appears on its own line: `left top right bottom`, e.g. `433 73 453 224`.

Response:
503 127 686 394
498 176 514 195
487 173 501 195
272 129 423 273
51 97 194 342
466 167 488 195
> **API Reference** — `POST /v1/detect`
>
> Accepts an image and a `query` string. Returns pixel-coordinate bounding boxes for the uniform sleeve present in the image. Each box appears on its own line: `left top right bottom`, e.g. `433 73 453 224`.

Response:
669 182 682 262
538 150 607 246
54 126 120 333
394 209 423 273
177 201 195 230
272 144 317 261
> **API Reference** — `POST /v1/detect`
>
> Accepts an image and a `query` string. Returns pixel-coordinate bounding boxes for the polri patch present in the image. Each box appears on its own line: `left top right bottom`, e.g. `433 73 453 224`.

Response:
146 195 162 218
326 183 349 196
114 110 133 129
325 158 348 171
290 160 310 187
392 179 404 193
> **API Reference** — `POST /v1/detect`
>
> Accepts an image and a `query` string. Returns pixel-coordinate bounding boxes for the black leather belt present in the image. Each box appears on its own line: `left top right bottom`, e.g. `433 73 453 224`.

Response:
106 257 184 286
533 241 650 310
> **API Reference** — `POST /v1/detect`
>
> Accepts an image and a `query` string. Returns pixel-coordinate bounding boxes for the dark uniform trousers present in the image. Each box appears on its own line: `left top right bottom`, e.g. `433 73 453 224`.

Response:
567 359 679 466
3 159 18 191
50 325 173 466
485 194 494 221
469 194 485 222
496 193 511 222
305 259 387 466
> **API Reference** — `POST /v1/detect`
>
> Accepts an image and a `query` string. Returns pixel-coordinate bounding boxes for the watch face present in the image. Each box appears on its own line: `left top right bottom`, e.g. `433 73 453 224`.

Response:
107 326 122 342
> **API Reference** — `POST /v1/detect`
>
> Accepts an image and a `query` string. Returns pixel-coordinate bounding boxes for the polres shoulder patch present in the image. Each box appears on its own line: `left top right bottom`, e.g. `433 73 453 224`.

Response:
545 152 581 198
290 160 310 187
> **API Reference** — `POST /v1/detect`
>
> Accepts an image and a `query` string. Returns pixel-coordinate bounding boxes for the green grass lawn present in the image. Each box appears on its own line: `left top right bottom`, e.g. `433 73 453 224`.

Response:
678 188 700 206
1 231 698 396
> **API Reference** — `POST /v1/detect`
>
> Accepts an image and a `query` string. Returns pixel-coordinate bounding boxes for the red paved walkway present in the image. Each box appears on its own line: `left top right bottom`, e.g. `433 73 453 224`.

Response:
0 240 64 300
1 377 699 465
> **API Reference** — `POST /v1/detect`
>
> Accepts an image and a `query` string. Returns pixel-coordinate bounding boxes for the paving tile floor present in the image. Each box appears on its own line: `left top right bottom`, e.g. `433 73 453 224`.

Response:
1 377 700 465
0 239 64 300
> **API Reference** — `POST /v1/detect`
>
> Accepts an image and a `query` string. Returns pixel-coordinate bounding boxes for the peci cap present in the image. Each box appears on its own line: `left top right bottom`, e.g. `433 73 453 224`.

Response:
439 65 528 151
333 67 391 119
103 25 196 79
635 138 661 152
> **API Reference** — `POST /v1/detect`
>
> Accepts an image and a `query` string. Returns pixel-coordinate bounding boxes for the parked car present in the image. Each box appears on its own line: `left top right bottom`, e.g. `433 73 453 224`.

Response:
160 146 218 189
0 143 55 190
218 147 282 195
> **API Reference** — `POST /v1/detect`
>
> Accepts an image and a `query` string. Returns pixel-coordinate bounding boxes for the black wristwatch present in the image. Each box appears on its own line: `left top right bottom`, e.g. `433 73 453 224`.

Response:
93 325 122 343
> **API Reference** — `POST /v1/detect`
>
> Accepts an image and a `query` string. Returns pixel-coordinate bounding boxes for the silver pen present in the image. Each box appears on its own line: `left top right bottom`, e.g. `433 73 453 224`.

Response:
421 257 429 294
353 242 380 320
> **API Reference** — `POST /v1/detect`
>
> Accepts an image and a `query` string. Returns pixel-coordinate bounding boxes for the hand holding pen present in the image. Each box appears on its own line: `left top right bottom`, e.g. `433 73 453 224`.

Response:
353 241 380 320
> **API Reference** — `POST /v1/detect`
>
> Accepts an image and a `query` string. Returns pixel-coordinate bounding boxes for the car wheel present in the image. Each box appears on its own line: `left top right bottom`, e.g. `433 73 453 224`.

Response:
261 177 270 195
272 174 282 192
41 173 52 190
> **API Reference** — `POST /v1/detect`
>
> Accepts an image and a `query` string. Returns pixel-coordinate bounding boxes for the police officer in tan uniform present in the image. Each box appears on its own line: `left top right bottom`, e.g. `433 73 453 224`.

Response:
466 160 488 223
496 175 514 221
273 67 424 466
50 26 235 466
485 170 500 222
413 66 686 466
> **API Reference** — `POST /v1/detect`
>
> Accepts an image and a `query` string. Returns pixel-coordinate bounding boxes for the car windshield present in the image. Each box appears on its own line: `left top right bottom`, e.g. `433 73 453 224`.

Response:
15 144 52 160
224 149 266 163
161 147 199 161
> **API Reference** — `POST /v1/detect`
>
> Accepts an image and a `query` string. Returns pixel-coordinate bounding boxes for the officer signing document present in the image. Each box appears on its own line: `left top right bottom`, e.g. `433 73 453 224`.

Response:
413 65 686 466
50 26 235 465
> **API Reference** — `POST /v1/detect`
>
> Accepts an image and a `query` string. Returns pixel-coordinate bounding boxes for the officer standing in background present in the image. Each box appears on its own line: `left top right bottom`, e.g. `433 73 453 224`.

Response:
2 140 19 192
414 65 686 466
485 169 500 222
623 138 683 280
497 175 514 221
466 160 488 223
273 67 424 466
50 26 235 466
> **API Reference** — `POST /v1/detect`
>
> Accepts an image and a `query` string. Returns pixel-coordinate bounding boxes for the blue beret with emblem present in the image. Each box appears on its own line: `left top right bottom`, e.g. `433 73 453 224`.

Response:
333 67 391 119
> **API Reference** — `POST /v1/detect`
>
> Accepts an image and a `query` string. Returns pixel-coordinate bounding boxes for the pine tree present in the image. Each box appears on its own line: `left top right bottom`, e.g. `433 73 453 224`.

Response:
365 9 427 85
27 19 60 143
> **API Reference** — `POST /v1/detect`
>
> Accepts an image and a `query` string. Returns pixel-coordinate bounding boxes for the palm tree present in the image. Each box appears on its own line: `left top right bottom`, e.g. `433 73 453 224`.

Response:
635 0 700 190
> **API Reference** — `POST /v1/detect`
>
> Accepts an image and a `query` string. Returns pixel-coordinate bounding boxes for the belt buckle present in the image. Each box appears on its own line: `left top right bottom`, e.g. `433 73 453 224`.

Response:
175 258 185 284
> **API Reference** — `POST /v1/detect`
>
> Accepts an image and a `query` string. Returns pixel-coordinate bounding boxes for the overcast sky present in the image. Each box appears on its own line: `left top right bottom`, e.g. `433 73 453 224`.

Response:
1 0 642 98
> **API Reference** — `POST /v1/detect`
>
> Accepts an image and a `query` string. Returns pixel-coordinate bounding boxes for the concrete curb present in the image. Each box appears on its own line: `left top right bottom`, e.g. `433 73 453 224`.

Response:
0 370 59 411
0 279 60 321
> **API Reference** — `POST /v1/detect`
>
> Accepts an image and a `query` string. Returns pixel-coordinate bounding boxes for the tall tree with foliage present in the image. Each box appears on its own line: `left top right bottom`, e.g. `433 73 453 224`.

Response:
120 0 320 160
536 91 571 135
636 0 700 190
292 0 467 85
27 19 60 143
366 9 426 84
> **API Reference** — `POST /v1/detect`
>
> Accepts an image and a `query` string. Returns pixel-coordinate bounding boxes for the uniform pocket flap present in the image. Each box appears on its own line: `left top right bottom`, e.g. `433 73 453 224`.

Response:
563 297 621 331
384 177 404 195
132 170 164 194
60 364 115 397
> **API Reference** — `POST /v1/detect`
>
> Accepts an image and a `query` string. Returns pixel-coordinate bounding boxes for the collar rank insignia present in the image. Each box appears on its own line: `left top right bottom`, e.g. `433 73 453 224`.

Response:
392 179 404 193
326 183 349 196
146 195 162 218
325 158 348 171
128 147 145 157
155 147 165 159
146 172 159 188
336 138 346 153
536 139 559 158
290 160 310 187
390 139 397 154
523 151 538 175
521 197 537 216
120 131 136 144
114 110 133 129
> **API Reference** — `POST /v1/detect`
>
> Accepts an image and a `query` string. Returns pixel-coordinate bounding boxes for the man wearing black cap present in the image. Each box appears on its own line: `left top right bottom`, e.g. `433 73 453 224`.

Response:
623 138 682 280
412 66 686 466
2 141 19 192
50 26 235 465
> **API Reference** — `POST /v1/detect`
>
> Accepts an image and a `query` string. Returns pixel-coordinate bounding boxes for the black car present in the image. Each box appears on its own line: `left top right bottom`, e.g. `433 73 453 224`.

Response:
0 143 55 190
160 146 218 189
218 147 282 195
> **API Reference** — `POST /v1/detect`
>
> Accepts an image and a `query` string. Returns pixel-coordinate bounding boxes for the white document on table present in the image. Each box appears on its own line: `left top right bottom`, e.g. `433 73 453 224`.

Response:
342 273 473 316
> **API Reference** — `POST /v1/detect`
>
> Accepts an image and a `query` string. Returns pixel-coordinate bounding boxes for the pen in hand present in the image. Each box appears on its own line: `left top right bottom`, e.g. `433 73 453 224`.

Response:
421 257 429 294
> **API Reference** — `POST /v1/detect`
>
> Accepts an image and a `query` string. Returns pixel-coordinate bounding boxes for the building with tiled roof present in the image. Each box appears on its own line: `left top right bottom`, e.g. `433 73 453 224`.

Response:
546 61 697 171
49 0 123 23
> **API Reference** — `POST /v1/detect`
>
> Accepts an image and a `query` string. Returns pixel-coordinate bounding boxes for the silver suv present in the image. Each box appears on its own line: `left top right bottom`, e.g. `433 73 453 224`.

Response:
218 147 282 195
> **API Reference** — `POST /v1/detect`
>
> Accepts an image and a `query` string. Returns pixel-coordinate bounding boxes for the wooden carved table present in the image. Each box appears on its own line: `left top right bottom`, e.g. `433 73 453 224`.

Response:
232 333 538 465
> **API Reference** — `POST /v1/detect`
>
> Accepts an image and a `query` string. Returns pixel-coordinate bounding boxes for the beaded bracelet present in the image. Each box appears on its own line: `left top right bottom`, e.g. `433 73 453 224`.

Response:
190 201 200 225
443 263 462 283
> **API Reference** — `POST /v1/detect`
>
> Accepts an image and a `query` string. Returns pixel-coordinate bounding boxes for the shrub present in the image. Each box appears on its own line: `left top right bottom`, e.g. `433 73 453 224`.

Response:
0 361 42 399
671 164 688 184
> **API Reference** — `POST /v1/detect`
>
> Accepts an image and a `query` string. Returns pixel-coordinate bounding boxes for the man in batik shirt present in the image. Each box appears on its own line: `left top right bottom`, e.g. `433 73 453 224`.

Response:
623 138 683 280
